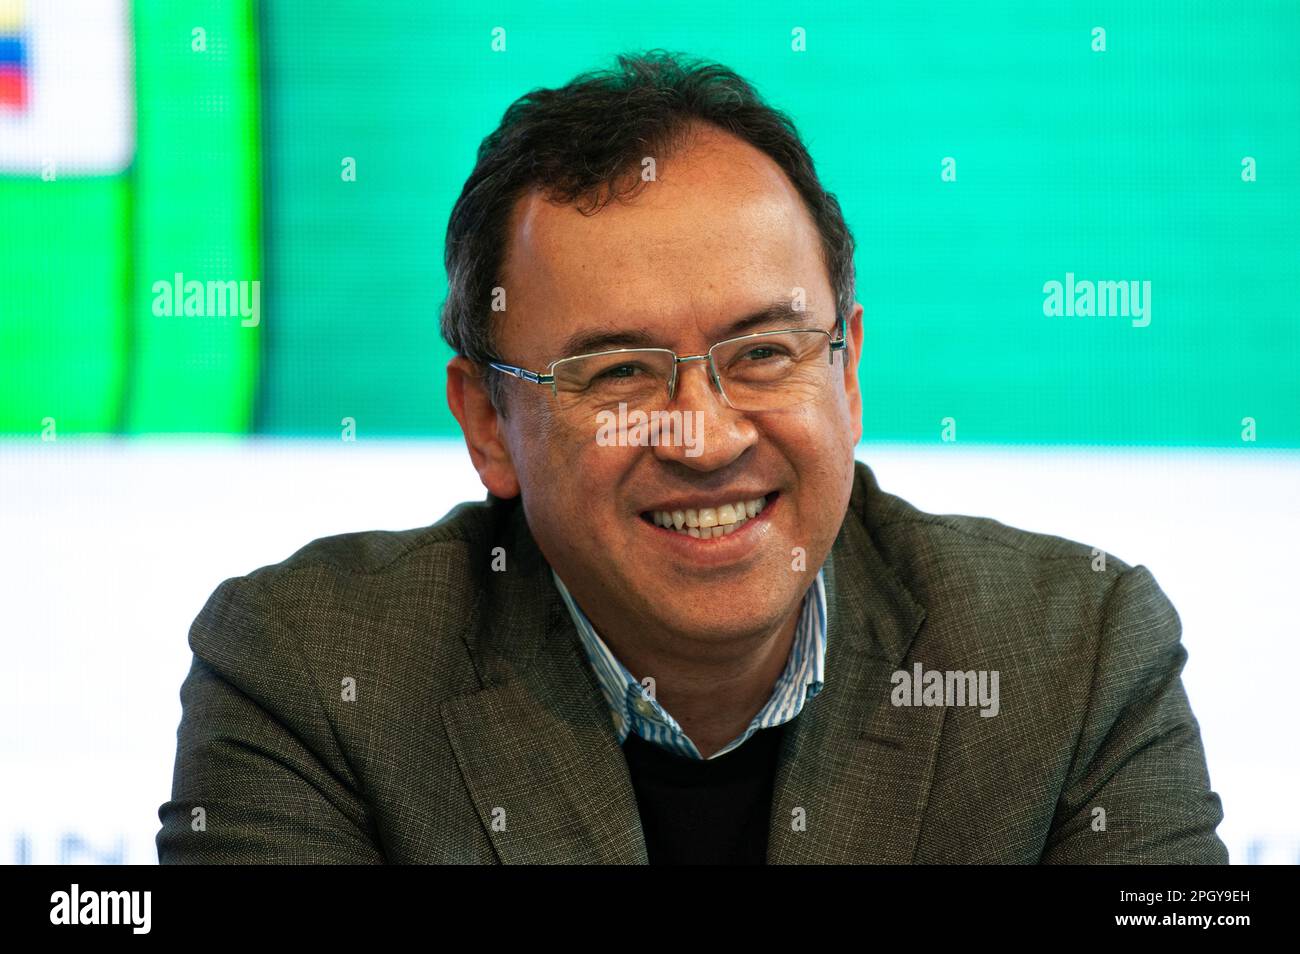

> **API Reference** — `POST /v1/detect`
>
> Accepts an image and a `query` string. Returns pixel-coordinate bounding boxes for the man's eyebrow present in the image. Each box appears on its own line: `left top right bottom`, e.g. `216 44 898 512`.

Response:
554 300 820 359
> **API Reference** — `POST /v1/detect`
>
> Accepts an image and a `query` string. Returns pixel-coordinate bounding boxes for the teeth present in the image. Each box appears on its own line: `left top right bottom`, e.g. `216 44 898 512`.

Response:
644 495 770 539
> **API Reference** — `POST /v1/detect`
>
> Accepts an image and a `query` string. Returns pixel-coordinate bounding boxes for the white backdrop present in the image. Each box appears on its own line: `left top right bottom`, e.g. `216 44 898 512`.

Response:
1 439 1295 864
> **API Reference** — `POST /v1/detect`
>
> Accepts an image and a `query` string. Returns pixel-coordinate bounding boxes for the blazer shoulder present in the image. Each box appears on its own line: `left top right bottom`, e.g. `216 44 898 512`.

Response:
852 460 1135 580
186 493 519 671
181 493 521 724
242 493 508 584
846 461 1143 644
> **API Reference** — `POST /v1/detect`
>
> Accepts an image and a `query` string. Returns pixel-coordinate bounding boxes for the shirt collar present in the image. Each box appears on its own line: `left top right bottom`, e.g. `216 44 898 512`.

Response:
551 567 827 761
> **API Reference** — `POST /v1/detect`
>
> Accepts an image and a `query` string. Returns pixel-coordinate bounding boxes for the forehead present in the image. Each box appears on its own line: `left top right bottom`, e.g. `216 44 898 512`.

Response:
498 126 827 354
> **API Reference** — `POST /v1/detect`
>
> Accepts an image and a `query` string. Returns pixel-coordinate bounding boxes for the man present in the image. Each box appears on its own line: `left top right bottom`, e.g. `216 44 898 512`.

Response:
157 51 1228 863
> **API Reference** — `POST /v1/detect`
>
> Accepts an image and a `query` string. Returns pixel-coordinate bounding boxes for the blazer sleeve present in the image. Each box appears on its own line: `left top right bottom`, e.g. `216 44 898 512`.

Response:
1039 564 1228 863
156 575 386 863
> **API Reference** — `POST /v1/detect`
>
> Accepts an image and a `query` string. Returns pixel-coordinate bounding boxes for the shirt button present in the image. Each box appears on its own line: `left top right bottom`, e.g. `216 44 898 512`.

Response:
634 697 655 716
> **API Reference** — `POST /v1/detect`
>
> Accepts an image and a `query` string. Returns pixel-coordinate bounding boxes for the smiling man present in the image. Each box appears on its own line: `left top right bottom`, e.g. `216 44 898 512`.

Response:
157 51 1228 864
452 121 862 767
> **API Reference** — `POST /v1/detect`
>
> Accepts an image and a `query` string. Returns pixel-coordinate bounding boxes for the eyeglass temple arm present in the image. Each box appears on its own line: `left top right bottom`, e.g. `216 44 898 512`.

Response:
828 313 848 362
487 360 554 385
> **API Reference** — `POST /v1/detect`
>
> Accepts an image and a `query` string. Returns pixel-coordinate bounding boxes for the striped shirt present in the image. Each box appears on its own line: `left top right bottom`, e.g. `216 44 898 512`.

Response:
551 567 828 760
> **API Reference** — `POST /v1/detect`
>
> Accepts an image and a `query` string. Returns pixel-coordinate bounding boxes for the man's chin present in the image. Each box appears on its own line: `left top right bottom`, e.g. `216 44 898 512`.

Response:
625 588 792 641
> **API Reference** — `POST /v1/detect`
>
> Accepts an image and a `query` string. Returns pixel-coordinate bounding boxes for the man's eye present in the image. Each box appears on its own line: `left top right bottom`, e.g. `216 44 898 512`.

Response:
740 346 787 361
595 363 643 381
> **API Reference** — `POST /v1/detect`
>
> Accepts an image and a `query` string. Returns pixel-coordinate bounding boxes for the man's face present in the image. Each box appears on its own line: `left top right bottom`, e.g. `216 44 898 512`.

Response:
480 125 863 651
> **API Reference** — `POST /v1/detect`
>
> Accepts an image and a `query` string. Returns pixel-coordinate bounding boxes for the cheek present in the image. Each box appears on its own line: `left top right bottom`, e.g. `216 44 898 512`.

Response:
528 418 635 514
774 400 845 458
778 406 855 510
517 403 587 470
817 388 858 456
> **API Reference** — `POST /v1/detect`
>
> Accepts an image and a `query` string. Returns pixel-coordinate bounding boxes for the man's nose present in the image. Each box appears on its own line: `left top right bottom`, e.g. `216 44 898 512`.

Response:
650 359 756 468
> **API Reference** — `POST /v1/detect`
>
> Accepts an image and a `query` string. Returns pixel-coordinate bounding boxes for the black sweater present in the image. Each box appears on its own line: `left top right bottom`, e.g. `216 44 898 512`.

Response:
620 722 787 864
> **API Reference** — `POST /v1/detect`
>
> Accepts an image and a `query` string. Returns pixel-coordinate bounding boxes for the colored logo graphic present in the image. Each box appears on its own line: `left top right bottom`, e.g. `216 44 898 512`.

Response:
0 0 133 174
0 1 28 112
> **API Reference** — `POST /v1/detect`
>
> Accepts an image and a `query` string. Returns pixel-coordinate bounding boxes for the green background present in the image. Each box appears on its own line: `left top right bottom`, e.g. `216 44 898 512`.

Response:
2 0 1296 445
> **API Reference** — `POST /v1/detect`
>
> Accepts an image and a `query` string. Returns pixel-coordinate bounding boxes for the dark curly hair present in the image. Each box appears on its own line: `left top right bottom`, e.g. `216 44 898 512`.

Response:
439 49 856 415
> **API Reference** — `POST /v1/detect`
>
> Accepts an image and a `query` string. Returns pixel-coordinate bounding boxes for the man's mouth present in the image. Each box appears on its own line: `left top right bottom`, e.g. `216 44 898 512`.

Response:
638 492 777 539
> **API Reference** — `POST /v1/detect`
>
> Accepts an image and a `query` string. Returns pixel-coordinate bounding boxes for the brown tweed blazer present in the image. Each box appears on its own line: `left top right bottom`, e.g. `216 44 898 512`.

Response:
156 459 1229 863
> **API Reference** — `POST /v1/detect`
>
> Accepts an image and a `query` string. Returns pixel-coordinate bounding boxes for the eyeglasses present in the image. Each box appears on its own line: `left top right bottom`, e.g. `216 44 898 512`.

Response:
487 314 847 416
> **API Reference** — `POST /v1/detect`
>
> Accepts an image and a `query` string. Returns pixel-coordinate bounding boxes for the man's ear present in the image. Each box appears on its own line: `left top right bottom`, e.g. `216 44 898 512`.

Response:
446 356 521 499
842 303 865 446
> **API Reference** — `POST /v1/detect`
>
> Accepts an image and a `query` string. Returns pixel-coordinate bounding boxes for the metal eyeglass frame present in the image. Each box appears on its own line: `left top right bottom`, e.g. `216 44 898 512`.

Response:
486 312 847 408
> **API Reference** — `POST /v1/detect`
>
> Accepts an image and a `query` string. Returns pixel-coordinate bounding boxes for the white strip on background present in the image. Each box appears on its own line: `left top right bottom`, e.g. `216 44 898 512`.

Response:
0 439 1295 863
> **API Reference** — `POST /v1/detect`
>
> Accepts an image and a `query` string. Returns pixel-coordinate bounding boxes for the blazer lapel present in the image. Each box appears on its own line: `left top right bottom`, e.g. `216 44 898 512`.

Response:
440 495 648 864
766 473 942 864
